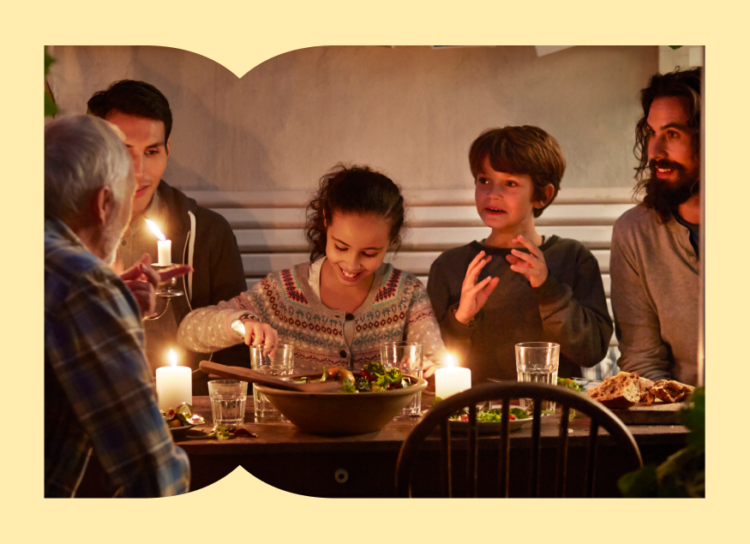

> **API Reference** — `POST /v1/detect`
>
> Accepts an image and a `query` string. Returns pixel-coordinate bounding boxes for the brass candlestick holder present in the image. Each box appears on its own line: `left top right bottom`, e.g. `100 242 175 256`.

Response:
144 263 185 321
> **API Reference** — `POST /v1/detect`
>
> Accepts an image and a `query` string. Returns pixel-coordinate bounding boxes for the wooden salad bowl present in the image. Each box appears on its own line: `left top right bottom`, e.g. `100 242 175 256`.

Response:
255 372 427 436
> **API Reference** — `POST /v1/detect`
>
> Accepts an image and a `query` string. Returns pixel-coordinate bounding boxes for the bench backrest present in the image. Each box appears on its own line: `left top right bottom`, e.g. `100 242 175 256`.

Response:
187 187 636 362
188 187 633 290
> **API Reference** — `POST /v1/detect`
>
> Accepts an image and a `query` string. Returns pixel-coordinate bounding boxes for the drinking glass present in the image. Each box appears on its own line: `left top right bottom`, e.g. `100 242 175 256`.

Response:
208 380 248 429
250 343 294 421
380 341 423 417
515 342 560 413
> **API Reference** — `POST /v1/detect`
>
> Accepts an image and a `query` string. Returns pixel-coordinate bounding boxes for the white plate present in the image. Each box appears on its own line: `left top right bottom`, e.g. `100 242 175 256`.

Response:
168 424 193 437
448 410 535 434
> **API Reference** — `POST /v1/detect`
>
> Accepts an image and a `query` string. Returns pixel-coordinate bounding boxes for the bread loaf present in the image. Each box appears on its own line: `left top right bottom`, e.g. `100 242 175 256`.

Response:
651 380 695 403
587 372 641 408
637 376 655 405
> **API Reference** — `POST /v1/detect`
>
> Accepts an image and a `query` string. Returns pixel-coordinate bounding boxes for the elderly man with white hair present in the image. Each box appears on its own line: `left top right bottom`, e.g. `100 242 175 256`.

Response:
45 115 191 497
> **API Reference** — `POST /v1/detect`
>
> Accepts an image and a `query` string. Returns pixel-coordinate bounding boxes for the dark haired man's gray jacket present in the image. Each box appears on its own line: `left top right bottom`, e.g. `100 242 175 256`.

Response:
117 181 248 371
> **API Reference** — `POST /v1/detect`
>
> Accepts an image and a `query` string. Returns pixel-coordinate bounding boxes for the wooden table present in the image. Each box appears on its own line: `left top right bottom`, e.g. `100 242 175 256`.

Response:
175 395 690 497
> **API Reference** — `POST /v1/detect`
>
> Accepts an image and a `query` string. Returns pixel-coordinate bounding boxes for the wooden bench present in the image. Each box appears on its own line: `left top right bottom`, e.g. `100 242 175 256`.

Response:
187 187 636 379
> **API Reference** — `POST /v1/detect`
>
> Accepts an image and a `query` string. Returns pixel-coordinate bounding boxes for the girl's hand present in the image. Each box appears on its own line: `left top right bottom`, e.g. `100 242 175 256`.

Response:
241 317 278 357
454 250 500 325
506 235 548 288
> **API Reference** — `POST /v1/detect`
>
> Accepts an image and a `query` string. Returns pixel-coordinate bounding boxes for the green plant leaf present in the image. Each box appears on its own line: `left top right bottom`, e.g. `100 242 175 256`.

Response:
44 48 58 117
669 46 683 50
618 465 658 497
679 387 705 449
45 92 58 117
44 49 55 74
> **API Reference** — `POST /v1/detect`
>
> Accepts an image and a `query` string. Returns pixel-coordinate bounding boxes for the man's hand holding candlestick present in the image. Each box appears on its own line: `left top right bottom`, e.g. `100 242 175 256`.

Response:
118 253 193 317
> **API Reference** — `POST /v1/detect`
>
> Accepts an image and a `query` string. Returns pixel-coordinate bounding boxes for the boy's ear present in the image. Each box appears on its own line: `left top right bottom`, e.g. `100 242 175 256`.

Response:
533 184 556 209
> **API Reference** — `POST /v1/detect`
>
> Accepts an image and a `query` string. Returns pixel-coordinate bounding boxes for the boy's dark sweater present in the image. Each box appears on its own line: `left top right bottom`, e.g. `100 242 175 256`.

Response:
427 237 613 384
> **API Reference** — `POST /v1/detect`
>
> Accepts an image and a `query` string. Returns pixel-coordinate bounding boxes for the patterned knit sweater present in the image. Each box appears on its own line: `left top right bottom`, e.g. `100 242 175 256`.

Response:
177 261 446 371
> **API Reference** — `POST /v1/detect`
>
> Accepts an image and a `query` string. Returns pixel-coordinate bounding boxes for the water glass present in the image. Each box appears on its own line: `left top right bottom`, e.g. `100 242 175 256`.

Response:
208 380 248 429
380 341 423 417
515 342 560 413
250 343 294 421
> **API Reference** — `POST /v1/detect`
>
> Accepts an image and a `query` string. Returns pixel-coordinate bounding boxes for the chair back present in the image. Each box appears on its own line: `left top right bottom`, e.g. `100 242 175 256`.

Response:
395 381 642 497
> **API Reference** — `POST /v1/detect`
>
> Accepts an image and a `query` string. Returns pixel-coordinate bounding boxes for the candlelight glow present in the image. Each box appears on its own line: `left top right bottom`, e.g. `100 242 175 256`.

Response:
169 349 177 367
435 353 471 399
145 219 167 241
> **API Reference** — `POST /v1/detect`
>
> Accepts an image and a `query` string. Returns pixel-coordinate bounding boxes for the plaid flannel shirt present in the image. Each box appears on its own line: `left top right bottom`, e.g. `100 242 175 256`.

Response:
45 218 190 497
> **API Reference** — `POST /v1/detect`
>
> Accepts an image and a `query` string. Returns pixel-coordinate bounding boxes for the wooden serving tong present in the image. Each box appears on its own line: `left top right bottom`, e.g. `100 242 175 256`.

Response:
199 361 342 393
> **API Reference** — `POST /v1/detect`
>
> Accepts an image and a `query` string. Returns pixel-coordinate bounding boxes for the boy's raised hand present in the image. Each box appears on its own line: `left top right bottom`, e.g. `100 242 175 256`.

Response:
454 250 500 325
506 235 548 288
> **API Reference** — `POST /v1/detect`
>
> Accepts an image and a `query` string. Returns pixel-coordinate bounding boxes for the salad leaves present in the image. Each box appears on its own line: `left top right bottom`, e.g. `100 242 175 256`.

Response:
557 377 585 393
345 362 408 393
449 406 531 422
160 403 205 427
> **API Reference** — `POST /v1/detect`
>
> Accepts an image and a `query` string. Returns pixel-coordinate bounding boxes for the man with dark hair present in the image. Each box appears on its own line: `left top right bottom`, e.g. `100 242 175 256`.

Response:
45 115 190 497
610 67 702 385
88 80 248 376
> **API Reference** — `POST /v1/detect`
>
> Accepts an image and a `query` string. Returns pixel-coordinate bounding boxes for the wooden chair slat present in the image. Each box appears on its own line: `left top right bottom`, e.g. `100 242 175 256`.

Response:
556 405 571 497
440 420 452 498
498 396 511 498
395 383 642 498
585 420 600 498
530 397 543 498
468 404 478 498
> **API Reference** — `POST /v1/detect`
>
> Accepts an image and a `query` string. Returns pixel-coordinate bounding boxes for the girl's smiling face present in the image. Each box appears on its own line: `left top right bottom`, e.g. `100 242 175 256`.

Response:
324 212 391 287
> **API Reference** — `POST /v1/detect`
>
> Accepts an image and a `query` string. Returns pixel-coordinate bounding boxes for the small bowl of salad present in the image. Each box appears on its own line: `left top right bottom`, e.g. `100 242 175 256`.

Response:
448 405 534 433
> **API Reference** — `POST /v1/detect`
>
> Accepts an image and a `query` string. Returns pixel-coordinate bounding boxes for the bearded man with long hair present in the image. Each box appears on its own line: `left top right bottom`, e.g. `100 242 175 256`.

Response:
609 67 702 385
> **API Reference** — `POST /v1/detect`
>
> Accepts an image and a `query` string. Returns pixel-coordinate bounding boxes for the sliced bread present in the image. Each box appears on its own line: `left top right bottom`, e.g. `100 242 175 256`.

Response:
587 372 641 408
637 376 655 405
651 380 695 403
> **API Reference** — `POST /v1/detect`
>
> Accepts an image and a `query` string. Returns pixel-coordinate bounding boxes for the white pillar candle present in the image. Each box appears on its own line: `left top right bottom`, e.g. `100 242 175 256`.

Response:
146 219 172 265
157 239 172 266
156 350 192 410
435 354 472 399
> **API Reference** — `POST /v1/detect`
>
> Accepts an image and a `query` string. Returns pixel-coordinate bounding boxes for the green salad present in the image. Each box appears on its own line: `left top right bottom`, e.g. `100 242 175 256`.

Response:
298 361 411 393
557 377 586 393
450 407 530 422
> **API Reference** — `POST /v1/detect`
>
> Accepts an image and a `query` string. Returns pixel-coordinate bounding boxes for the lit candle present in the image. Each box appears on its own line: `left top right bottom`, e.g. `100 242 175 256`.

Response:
435 353 472 399
145 219 171 265
155 349 192 410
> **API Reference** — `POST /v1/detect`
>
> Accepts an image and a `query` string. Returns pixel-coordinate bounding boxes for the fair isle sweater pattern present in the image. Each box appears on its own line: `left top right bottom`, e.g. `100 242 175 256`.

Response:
178 261 445 370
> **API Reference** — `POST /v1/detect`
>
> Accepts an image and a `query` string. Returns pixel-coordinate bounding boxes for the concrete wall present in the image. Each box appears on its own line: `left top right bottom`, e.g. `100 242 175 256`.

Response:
48 46 657 193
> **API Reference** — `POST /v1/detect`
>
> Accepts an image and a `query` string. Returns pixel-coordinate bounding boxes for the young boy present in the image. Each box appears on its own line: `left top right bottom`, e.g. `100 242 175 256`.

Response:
427 126 612 383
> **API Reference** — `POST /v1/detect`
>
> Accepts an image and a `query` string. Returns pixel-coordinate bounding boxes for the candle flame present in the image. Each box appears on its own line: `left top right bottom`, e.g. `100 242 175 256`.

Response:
145 219 166 241
169 349 177 367
444 353 458 368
